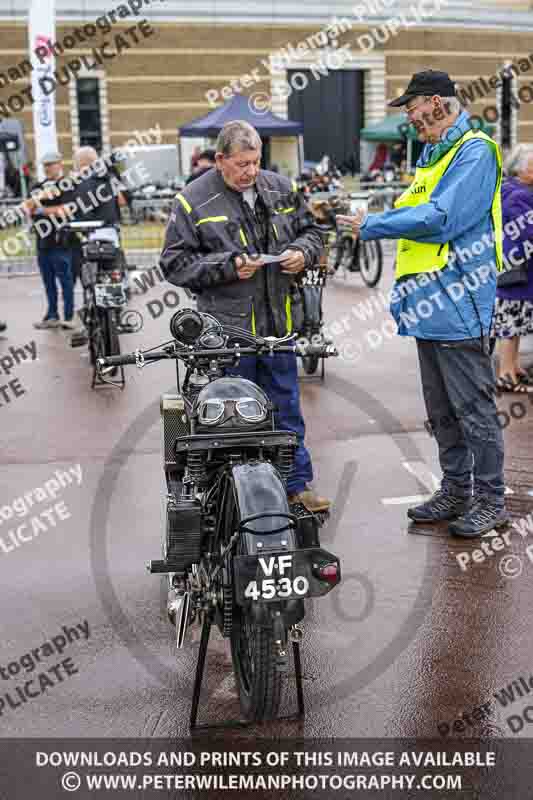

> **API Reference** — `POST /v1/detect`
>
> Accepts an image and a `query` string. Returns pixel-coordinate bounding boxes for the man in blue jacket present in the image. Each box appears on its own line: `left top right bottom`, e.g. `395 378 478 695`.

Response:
338 70 509 538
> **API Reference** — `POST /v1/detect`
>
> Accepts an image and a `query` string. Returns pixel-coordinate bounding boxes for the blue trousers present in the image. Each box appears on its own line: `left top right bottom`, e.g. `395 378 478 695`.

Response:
227 352 313 495
37 247 74 321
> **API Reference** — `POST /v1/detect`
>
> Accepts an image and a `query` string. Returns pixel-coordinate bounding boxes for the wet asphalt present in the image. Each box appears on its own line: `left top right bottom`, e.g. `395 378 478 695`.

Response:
1 245 533 743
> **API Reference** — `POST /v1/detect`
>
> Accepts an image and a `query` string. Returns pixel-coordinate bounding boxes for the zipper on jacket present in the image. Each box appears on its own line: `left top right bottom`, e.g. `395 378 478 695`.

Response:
240 193 276 336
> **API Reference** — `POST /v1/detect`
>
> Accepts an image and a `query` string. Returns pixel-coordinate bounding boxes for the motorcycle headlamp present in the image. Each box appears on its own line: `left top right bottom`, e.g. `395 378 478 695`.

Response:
198 397 268 427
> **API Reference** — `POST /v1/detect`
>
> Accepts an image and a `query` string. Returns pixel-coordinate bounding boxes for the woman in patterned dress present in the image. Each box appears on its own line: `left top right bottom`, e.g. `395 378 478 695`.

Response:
493 145 533 392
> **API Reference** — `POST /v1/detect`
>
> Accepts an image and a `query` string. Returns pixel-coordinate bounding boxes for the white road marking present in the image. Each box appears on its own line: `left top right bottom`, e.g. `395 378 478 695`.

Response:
382 494 431 506
381 461 515 506
402 461 440 491
381 461 438 506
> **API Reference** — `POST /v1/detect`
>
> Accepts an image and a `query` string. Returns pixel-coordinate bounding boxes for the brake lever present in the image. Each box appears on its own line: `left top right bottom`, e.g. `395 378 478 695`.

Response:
134 348 145 369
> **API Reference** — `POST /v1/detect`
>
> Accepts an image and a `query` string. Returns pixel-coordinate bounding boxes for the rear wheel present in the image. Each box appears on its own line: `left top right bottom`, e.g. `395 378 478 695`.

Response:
220 476 282 721
231 611 282 721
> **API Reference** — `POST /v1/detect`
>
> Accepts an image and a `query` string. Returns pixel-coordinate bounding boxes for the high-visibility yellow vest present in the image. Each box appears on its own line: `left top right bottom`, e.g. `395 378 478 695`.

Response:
394 129 503 279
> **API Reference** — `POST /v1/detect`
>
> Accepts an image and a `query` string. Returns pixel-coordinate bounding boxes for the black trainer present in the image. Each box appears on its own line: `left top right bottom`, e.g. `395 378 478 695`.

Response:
408 488 471 523
448 497 510 538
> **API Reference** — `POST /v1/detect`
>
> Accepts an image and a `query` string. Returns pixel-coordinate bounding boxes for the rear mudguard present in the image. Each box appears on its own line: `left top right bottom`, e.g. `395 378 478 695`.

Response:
302 285 322 329
231 460 304 628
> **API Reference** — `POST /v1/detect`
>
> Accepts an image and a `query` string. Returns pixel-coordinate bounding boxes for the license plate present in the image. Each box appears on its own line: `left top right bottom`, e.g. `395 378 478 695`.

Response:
301 268 325 287
233 547 340 605
94 284 127 308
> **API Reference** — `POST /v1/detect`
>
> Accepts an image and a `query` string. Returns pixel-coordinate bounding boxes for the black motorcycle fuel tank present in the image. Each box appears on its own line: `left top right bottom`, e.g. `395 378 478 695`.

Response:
193 376 272 433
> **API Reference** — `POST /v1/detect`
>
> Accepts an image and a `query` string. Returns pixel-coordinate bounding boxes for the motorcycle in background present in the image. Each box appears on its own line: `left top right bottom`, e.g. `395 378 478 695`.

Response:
310 195 383 288
291 262 336 379
67 221 140 389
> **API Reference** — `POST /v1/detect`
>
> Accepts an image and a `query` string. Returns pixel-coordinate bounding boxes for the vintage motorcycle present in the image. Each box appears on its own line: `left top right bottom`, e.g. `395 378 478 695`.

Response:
67 220 139 389
97 309 341 728
291 264 333 378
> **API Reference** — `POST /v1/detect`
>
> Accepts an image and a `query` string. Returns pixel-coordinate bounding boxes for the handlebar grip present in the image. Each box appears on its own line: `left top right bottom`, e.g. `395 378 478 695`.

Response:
298 344 339 357
97 354 137 368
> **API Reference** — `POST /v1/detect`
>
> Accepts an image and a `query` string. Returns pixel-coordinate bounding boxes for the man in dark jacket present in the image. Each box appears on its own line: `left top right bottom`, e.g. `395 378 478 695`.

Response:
160 120 329 512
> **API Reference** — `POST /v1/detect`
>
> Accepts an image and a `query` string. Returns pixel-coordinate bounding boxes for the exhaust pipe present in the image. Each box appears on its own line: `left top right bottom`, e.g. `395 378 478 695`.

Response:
167 589 190 649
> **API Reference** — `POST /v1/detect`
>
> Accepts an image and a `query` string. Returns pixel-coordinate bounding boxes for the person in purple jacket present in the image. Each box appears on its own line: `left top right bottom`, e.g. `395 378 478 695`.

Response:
493 145 533 392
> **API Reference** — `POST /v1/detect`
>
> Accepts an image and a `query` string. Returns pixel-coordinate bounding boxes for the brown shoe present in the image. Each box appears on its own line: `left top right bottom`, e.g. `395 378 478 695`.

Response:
288 488 331 513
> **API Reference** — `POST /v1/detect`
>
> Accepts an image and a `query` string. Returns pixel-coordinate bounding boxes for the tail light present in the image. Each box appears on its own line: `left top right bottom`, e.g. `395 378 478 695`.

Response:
313 562 340 586
110 270 122 282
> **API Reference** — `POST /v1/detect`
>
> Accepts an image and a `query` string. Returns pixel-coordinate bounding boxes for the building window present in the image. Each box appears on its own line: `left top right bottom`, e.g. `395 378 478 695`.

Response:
76 78 102 152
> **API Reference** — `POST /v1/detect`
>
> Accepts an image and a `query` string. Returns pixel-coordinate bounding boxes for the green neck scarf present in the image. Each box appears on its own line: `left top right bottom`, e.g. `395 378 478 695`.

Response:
420 121 468 167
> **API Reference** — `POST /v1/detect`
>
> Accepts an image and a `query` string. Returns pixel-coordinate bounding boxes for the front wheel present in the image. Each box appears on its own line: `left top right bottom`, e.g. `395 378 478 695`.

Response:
360 240 383 287
102 309 120 358
100 309 121 377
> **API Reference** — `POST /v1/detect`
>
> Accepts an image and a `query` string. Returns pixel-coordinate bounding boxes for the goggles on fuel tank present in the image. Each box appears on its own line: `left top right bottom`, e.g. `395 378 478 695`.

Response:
198 397 268 426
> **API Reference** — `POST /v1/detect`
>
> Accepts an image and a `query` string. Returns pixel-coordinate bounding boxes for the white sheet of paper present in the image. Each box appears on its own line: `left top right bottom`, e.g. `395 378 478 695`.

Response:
255 254 284 263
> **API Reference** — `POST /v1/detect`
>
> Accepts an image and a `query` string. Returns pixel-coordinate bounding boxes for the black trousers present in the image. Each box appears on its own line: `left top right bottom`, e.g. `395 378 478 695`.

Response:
416 338 505 503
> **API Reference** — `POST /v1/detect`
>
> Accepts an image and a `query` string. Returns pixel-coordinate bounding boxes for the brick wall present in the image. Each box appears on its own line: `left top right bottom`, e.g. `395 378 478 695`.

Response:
2 20 533 168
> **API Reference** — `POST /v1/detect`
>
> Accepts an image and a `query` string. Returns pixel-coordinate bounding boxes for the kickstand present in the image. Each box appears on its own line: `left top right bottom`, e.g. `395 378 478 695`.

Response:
189 612 212 730
91 363 125 390
189 616 306 732
292 639 305 717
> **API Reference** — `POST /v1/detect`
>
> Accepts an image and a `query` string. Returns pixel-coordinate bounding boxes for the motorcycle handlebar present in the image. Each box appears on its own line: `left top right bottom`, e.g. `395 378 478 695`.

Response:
96 343 303 371
97 339 341 372
97 349 172 369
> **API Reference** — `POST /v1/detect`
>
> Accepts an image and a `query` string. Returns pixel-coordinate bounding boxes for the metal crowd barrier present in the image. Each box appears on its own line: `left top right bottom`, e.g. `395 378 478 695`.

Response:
0 199 169 276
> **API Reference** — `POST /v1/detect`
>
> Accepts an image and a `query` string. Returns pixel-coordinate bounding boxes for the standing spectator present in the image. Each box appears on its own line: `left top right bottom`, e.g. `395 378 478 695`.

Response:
189 145 202 173
369 143 388 173
160 120 330 512
185 149 216 185
492 145 533 392
338 70 508 538
25 151 76 330
72 146 125 232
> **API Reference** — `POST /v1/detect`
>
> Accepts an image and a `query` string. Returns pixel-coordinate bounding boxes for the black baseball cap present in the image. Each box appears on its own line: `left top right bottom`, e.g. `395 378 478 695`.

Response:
388 70 456 107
